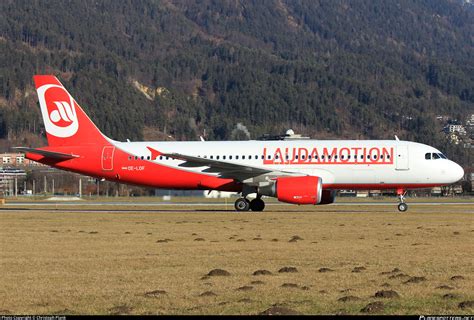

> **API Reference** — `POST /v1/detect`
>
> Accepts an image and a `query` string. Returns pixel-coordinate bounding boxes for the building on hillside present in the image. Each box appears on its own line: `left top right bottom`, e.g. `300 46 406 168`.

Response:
1 153 45 167
444 124 467 135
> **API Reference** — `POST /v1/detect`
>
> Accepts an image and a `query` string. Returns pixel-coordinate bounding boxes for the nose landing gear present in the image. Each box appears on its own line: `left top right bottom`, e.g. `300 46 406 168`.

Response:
397 189 408 212
398 202 408 212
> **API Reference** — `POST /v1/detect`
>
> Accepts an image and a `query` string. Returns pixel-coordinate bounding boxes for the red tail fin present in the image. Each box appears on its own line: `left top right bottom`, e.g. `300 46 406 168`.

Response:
33 75 108 147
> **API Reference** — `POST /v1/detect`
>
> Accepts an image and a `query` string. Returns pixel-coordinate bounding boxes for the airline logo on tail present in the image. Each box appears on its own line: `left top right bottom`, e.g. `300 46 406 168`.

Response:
37 84 78 137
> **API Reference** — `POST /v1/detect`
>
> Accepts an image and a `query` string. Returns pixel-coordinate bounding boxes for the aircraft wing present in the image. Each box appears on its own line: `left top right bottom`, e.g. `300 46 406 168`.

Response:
162 152 274 180
148 146 299 182
13 147 79 160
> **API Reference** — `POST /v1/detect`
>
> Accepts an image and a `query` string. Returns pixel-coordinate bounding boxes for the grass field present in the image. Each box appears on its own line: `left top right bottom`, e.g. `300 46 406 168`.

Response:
0 201 473 315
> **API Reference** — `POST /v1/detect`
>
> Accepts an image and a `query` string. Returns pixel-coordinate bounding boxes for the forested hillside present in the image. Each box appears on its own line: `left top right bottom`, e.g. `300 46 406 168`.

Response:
0 0 473 164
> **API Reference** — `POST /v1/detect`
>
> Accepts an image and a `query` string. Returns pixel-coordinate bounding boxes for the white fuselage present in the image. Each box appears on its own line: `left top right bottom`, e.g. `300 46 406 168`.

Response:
114 139 464 189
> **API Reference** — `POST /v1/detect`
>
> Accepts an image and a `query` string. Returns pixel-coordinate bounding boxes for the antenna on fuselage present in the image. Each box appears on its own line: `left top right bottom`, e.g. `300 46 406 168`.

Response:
200 136 205 142
394 135 400 141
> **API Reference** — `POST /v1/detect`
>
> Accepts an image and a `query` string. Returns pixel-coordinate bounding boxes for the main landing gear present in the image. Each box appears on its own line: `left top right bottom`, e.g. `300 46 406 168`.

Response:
397 189 408 212
234 197 265 212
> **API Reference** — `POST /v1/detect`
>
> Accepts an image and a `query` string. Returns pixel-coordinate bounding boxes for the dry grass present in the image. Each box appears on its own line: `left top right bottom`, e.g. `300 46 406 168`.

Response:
0 202 473 315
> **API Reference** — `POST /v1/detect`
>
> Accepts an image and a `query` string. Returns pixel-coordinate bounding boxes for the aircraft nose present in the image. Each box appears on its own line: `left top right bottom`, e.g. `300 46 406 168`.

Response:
450 162 464 182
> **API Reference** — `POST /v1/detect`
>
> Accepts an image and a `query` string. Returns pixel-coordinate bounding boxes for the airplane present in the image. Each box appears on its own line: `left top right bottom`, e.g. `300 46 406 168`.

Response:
15 75 464 212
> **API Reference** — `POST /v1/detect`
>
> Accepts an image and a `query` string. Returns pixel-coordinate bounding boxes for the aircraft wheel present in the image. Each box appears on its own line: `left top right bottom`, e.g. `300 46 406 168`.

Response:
250 198 265 212
235 198 250 212
398 202 408 212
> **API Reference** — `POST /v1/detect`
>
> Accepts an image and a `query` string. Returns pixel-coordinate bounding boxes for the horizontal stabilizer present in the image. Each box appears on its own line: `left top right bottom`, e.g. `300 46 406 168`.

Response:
13 147 79 160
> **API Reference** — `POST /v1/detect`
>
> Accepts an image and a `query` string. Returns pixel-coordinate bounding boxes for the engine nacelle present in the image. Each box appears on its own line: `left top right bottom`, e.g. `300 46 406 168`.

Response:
320 189 336 205
259 176 323 205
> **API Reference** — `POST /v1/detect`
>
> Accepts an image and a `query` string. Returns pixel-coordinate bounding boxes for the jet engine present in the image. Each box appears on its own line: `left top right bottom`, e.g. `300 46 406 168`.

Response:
259 176 323 205
320 189 336 205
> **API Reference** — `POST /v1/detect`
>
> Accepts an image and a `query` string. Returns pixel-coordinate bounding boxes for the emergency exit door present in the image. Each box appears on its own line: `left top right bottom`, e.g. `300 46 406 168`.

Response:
101 146 115 171
395 145 409 170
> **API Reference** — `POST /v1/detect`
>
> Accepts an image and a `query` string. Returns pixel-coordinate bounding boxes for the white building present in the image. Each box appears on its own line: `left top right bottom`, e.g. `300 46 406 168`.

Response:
204 190 238 198
447 124 466 135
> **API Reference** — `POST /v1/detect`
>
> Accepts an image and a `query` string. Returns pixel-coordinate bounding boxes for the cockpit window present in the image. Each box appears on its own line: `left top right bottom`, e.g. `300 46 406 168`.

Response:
426 152 448 160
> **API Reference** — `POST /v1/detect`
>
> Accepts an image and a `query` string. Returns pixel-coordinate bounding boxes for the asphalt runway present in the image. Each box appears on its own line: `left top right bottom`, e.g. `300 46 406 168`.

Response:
1 200 472 215
3 201 474 206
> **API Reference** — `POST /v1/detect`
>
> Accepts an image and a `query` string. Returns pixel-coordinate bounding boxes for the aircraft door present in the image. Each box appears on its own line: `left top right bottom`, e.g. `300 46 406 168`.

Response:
101 146 115 171
395 145 409 170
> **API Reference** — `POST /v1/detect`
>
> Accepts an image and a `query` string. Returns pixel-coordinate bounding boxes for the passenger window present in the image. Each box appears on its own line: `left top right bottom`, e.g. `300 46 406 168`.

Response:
261 155 264 159
267 155 271 160
223 155 226 160
302 155 306 160
425 153 431 160
242 156 246 160
432 153 440 159
159 156 163 160
295 155 299 160
236 155 239 160
387 155 390 159
210 156 214 159
308 155 312 159
286 155 289 160
255 155 258 159
360 155 363 159
229 155 233 160
147 156 151 160
165 157 169 160
216 156 220 160
134 156 138 160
